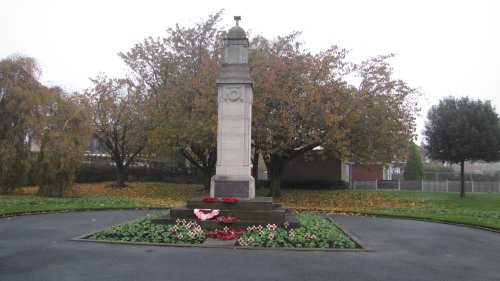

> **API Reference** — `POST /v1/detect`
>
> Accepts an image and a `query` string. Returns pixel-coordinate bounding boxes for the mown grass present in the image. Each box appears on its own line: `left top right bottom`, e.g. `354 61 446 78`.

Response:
360 191 500 230
1 182 500 231
0 196 143 215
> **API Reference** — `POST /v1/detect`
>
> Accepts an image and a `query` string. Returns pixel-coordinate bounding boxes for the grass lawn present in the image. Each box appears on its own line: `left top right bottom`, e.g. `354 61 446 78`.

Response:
1 182 500 231
0 182 205 216
0 196 143 215
360 191 500 230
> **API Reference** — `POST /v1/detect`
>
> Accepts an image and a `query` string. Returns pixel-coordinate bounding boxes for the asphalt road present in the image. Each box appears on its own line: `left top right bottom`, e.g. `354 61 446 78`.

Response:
1 210 499 281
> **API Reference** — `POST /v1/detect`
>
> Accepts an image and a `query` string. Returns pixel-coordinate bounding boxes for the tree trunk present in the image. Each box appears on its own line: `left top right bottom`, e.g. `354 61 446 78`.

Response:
267 158 287 198
116 167 126 188
181 149 216 191
269 166 282 197
252 149 259 186
202 167 212 191
460 160 465 198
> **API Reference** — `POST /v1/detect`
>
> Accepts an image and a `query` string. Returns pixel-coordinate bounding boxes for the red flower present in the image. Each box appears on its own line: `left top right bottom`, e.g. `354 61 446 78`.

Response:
206 228 246 240
206 230 218 239
216 216 240 224
221 197 239 203
201 196 218 202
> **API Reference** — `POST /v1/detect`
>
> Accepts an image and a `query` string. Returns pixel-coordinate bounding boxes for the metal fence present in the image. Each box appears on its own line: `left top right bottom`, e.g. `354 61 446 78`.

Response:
352 180 500 193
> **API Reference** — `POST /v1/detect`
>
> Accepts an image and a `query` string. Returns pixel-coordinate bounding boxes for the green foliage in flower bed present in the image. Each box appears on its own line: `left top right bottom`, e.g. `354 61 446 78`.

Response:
87 212 358 249
88 212 205 244
237 213 357 248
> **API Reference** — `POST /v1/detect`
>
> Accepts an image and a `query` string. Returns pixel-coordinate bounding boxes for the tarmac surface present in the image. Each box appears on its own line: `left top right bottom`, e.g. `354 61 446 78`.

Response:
1 210 499 281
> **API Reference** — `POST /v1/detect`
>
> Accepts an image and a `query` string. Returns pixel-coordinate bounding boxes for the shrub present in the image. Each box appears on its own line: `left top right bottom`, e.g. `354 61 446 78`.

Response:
75 164 202 184
258 180 348 190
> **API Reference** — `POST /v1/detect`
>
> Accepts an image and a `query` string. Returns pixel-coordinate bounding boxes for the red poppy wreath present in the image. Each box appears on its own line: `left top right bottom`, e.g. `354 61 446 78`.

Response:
193 209 220 221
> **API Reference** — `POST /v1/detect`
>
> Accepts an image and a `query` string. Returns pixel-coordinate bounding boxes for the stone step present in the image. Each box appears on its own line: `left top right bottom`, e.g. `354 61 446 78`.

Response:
152 209 300 230
169 205 286 221
187 197 274 210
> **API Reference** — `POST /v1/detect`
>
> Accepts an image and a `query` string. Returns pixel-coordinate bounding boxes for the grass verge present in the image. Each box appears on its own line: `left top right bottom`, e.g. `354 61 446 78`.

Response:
1 182 500 231
0 196 144 216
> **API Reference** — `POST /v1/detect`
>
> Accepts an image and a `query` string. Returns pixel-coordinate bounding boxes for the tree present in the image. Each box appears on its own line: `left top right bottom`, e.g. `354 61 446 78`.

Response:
250 39 419 197
424 97 500 197
348 55 419 165
250 33 351 196
120 12 420 196
37 89 92 196
404 142 425 180
82 75 151 188
120 12 224 189
0 56 51 194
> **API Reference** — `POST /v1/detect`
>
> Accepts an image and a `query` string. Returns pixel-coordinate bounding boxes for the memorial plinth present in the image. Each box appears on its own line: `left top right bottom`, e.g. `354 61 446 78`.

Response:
153 197 299 229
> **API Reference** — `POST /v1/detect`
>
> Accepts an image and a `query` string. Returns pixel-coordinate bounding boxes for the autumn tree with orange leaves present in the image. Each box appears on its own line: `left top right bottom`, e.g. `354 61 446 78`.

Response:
120 11 420 196
250 33 353 196
348 54 419 165
120 12 224 190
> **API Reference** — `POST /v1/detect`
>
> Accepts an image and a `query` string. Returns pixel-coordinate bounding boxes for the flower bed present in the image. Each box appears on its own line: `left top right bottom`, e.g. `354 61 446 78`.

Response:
87 212 358 249
88 213 206 244
237 214 356 248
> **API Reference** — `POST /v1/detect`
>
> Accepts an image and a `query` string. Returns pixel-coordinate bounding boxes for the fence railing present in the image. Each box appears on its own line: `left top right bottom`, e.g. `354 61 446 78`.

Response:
352 180 500 193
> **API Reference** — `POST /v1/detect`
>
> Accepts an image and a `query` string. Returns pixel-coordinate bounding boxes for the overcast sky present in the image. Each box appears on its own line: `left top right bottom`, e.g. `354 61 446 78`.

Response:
1 0 499 143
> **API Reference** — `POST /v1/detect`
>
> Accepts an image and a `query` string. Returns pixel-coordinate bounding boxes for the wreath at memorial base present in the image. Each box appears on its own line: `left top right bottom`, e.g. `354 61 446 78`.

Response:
216 216 240 224
207 228 246 240
221 197 239 203
193 209 220 221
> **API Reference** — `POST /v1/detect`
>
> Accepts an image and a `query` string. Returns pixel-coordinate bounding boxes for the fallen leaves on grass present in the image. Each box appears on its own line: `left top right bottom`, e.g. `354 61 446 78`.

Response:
64 182 206 208
15 183 426 212
270 190 426 212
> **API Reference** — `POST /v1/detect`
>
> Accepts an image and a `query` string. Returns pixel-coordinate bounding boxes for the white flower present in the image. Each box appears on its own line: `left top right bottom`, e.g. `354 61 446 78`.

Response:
267 224 277 231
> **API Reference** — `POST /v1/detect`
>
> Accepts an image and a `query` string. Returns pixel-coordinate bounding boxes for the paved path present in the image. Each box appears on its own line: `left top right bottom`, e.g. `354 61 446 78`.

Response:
1 210 499 281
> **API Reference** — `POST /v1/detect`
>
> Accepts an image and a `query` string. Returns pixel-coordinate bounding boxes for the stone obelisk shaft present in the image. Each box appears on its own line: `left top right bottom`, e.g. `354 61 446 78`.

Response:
210 17 255 199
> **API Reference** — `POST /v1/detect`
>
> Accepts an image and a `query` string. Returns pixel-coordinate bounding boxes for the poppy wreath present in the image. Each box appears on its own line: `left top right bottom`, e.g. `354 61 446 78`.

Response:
207 228 246 240
221 197 239 203
216 216 240 224
193 209 220 221
201 196 218 202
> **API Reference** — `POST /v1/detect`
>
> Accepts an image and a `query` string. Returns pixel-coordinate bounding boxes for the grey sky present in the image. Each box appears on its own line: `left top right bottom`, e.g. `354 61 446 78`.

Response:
1 0 499 142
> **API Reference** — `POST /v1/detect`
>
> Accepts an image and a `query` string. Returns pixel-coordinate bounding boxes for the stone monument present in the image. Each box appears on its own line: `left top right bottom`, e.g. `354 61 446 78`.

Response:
153 17 298 230
210 16 255 199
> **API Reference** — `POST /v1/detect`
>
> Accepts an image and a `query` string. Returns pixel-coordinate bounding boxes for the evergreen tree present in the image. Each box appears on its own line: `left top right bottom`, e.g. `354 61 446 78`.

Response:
424 96 500 197
404 142 425 180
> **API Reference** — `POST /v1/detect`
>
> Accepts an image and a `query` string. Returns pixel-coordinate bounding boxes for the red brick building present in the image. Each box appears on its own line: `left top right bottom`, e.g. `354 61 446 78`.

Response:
351 164 384 180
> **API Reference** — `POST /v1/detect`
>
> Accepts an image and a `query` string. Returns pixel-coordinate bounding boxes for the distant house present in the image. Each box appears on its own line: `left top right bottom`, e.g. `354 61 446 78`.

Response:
351 164 383 180
279 151 401 186
352 143 427 181
280 151 349 183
